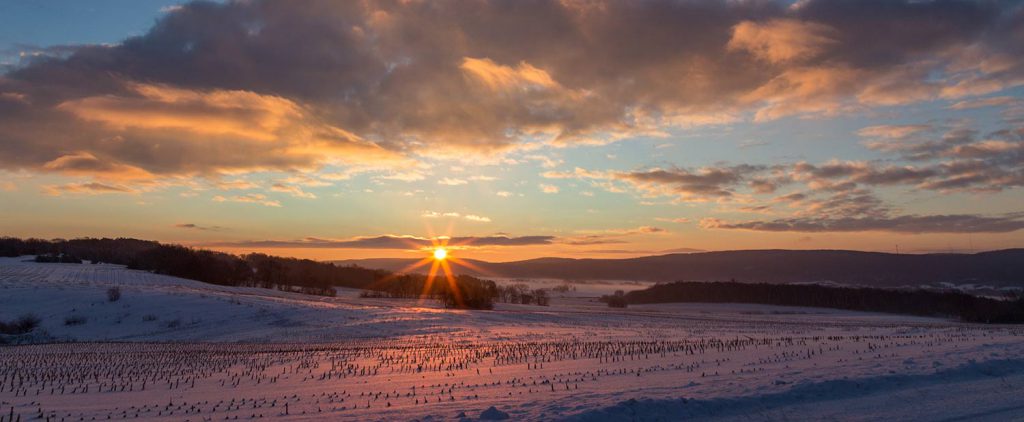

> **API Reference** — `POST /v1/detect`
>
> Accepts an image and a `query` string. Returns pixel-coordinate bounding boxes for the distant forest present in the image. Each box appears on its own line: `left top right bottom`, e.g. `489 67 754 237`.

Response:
616 281 1024 323
0 237 498 309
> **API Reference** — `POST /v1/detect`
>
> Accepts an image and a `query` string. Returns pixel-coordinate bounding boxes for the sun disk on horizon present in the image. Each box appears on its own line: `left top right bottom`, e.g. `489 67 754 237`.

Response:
433 247 448 261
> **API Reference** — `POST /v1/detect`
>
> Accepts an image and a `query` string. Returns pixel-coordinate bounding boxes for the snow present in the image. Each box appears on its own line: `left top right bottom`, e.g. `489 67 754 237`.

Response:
569 357 1024 421
1 257 1023 421
480 406 511 420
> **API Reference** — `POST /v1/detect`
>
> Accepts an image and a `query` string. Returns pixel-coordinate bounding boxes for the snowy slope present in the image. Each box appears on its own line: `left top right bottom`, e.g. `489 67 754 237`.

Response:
1 257 1023 421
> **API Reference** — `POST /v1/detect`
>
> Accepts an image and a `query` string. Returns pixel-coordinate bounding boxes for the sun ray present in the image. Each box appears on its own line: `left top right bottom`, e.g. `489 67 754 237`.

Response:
361 256 433 292
439 258 464 308
446 256 493 278
418 259 442 305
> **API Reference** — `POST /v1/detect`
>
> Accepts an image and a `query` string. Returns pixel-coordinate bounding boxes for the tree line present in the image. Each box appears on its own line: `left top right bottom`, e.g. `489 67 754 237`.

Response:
0 237 499 309
359 273 500 309
614 281 1024 323
358 276 554 308
495 283 550 306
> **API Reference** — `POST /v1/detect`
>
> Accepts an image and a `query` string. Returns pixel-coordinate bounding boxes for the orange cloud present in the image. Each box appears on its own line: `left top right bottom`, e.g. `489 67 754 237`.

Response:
43 182 135 196
460 57 559 92
728 19 836 64
42 152 153 181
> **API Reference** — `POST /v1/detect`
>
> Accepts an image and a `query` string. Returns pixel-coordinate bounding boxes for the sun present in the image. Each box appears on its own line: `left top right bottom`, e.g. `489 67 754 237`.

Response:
432 247 448 261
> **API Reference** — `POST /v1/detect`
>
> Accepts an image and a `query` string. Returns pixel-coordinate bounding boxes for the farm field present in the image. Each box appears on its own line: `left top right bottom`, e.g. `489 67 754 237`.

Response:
2 258 1023 421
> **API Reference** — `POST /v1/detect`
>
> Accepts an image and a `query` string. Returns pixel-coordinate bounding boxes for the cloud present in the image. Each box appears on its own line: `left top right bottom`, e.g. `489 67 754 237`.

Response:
42 182 135 195
548 164 775 201
562 225 668 245
277 174 332 188
552 117 1022 221
701 213 1024 234
55 83 400 176
656 217 692 224
212 179 261 190
421 211 491 223
460 57 558 92
552 118 1022 231
539 183 559 194
738 139 769 149
548 164 765 200
948 96 1019 110
635 226 666 234
438 177 468 186
561 237 628 246
174 223 225 231
844 125 1023 193
379 171 427 182
269 183 316 199
583 247 704 255
541 167 604 179
728 18 836 64
208 234 555 249
41 152 153 181
525 155 563 169
612 165 765 200
794 161 938 187
857 124 933 140
3 0 1023 183
422 211 458 218
742 65 863 121
212 193 281 207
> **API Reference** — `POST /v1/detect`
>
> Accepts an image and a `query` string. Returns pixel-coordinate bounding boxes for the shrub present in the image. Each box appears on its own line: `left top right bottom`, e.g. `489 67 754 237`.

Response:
534 289 550 306
0 314 42 334
552 283 575 293
107 286 122 302
606 296 629 308
602 290 629 308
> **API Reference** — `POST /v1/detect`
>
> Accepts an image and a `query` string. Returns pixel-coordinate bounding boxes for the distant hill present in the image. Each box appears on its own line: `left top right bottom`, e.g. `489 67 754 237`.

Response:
335 249 1024 288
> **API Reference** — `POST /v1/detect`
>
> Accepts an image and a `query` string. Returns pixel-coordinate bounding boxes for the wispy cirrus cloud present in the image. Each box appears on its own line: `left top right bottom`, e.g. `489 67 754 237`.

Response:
422 211 492 223
561 226 668 246
546 165 768 201
269 183 316 199
42 182 135 196
701 213 1024 234
174 223 225 231
212 193 281 207
948 96 1019 110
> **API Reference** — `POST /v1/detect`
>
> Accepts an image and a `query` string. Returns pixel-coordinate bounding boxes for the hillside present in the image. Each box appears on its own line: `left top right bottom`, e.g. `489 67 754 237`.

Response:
336 249 1024 287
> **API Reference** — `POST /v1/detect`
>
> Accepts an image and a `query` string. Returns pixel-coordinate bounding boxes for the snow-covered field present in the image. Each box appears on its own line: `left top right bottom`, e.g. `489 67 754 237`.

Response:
1 257 1023 421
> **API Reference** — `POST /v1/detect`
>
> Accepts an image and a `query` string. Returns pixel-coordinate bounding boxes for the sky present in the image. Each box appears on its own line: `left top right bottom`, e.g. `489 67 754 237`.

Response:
1 0 1023 262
